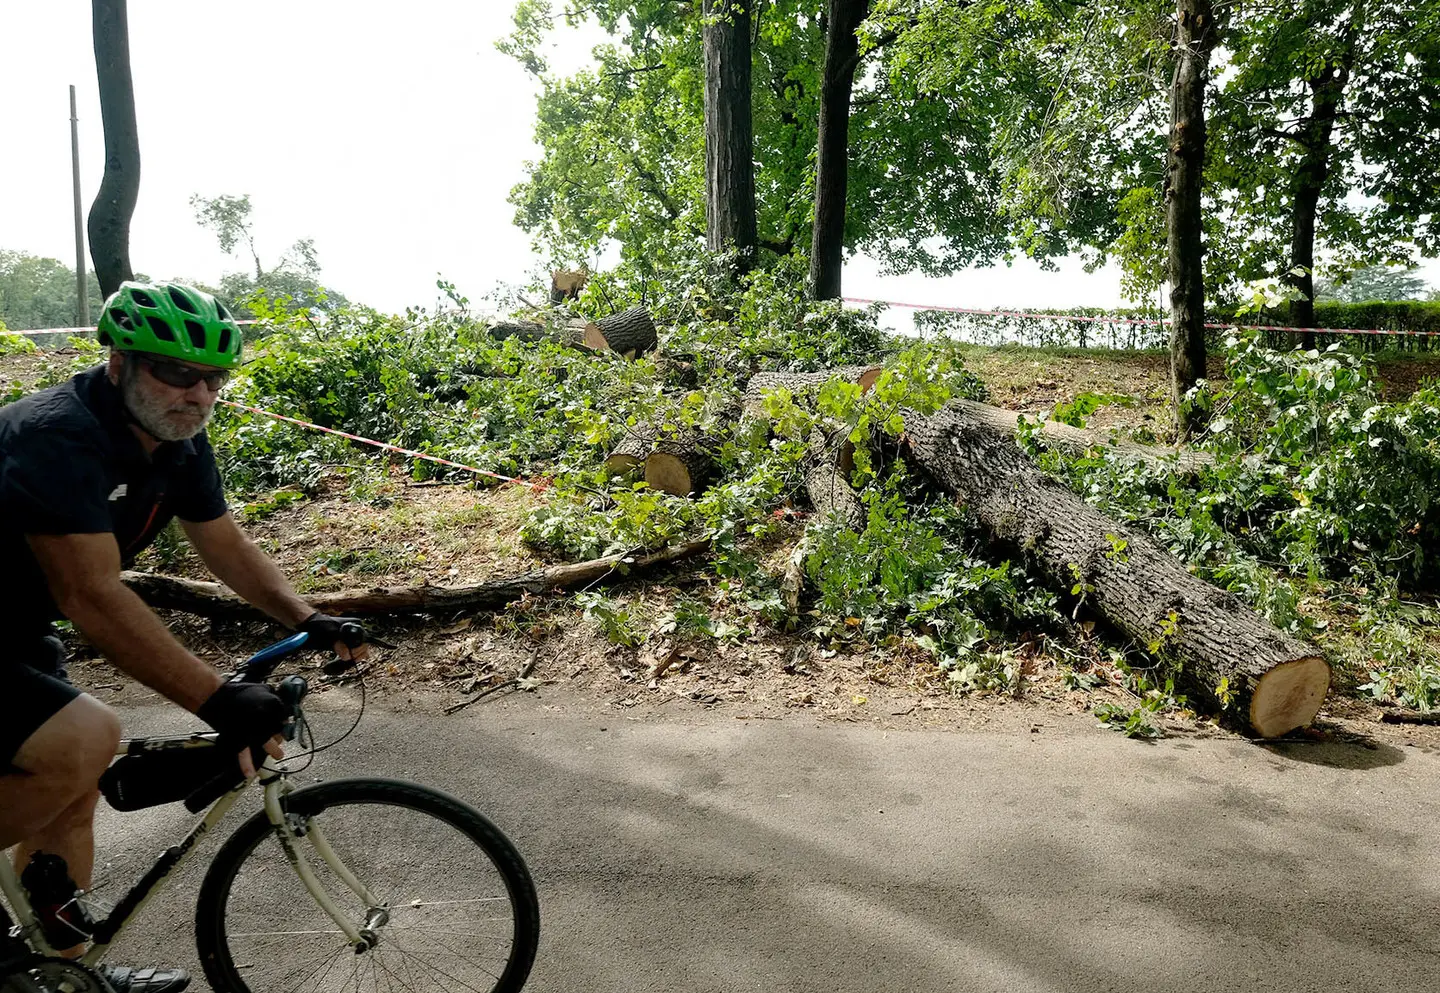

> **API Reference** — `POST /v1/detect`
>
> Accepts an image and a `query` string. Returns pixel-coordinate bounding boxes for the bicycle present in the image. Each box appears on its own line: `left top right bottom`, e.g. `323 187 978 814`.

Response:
0 628 541 993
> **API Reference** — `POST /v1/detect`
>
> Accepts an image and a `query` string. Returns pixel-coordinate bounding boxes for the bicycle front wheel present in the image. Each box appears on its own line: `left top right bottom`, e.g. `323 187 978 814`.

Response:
195 778 539 993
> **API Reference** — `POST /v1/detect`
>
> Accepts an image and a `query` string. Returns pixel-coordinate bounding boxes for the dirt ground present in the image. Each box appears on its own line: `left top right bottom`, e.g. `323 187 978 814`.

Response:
7 343 1440 752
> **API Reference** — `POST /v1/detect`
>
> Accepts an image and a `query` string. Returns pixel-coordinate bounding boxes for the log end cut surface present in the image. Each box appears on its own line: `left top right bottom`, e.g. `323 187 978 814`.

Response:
1249 655 1331 738
646 452 697 495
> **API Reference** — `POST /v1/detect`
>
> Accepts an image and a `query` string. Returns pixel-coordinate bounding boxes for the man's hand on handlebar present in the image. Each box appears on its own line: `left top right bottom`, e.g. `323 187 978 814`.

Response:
298 611 370 665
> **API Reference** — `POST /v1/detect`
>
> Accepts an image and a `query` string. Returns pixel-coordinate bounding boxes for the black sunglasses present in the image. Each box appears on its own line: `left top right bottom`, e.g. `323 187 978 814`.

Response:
135 355 230 391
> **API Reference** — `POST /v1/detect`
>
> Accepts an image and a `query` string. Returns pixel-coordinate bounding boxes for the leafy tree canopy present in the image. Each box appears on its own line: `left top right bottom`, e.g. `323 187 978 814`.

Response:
1314 266 1432 303
0 250 105 330
190 193 348 315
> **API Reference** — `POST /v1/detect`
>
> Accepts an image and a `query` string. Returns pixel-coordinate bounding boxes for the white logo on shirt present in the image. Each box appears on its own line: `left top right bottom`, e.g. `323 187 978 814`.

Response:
108 484 127 501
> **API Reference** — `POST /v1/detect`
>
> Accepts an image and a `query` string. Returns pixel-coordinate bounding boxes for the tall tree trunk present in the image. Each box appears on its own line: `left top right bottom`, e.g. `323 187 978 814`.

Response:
702 0 758 272
1165 0 1217 441
1286 62 1352 351
87 0 140 298
808 0 869 300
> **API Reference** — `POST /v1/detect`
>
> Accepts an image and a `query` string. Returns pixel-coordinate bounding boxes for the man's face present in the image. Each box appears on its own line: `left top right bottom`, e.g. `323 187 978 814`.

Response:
111 352 229 442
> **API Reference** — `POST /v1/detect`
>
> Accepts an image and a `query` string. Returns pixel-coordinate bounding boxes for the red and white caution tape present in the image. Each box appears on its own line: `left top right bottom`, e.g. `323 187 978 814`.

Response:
219 399 528 485
843 297 1440 337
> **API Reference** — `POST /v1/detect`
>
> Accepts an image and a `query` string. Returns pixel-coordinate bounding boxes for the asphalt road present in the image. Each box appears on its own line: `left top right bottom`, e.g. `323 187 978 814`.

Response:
93 695 1440 993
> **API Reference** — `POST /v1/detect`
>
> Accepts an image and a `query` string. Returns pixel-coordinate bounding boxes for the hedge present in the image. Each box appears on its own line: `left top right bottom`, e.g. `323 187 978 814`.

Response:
910 300 1440 353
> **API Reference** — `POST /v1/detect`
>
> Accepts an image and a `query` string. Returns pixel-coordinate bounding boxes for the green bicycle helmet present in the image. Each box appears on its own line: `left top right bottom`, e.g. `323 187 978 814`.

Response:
97 280 243 368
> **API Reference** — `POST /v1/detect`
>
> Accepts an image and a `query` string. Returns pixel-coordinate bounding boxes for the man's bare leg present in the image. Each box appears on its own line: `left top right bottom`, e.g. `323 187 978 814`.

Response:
0 694 120 956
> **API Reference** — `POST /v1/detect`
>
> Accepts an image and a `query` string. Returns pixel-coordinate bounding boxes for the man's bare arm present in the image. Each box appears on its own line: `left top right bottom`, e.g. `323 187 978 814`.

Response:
180 513 313 629
182 514 368 662
26 532 223 712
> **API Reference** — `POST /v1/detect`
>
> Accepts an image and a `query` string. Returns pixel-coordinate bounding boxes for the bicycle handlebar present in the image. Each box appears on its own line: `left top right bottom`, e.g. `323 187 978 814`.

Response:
181 623 366 813
239 621 367 683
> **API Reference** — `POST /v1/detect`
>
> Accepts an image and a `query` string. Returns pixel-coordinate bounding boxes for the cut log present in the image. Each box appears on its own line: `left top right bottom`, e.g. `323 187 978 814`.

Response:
742 364 883 418
903 401 1329 738
955 400 1214 475
590 306 658 357
605 424 657 477
644 435 714 496
120 540 710 620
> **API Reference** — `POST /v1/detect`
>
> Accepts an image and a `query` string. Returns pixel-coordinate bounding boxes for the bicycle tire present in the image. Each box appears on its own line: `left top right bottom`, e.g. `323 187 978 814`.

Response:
194 778 539 993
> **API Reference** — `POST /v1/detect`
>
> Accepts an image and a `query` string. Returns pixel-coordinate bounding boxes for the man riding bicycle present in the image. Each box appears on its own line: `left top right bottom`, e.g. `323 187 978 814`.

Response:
0 281 368 993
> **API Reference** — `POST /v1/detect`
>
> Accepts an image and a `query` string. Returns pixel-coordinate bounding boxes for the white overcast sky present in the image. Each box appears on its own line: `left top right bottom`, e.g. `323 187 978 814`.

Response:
1 3 1431 330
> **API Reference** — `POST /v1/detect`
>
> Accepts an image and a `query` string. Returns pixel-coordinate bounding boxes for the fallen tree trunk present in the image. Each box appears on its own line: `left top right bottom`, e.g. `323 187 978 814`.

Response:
742 364 882 418
591 306 658 357
487 318 596 351
904 401 1329 738
955 400 1214 475
120 540 710 619
645 435 714 496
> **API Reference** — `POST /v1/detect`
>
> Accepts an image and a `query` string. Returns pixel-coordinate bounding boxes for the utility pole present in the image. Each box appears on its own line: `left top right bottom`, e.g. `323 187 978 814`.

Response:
70 84 91 325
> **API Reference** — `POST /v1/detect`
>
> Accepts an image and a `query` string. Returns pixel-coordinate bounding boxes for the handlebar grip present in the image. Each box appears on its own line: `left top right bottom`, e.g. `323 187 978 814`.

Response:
339 621 366 648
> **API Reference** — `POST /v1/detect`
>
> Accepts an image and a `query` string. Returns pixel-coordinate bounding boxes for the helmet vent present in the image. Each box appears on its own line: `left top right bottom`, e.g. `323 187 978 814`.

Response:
132 289 158 309
148 315 177 341
168 287 199 314
183 320 206 349
108 308 135 331
215 299 233 321
218 328 233 354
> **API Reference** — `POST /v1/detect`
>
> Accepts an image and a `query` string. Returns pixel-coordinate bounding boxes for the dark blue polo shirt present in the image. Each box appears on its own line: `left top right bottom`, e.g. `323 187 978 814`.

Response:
0 366 228 637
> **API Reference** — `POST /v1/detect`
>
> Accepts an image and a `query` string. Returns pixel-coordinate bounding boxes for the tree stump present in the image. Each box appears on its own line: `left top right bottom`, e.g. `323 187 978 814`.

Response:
904 401 1330 738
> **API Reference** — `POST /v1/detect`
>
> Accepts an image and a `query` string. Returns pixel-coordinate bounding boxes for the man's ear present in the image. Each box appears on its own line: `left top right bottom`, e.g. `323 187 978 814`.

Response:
106 350 125 385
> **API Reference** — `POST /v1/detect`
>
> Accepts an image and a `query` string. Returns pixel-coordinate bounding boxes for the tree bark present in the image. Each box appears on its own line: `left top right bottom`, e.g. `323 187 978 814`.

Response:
1286 35 1356 351
953 400 1215 476
1165 0 1218 441
809 0 869 300
702 0 758 272
593 306 659 357
120 541 711 619
903 401 1330 738
605 423 658 477
487 318 596 351
741 365 882 417
88 0 140 297
805 428 863 529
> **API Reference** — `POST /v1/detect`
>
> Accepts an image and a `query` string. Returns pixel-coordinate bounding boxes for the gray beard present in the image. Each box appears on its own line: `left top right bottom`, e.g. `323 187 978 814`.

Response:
120 366 214 442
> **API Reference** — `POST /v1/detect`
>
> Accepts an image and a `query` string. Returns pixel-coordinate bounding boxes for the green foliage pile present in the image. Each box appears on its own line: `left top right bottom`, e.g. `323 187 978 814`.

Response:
45 255 1427 720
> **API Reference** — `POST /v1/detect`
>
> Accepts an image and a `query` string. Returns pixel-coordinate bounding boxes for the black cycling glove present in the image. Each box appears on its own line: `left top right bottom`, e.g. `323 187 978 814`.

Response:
297 611 367 650
196 681 290 749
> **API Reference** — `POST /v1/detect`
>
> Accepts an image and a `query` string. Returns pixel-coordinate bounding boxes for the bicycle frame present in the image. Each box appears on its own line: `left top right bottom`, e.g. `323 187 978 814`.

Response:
0 739 386 971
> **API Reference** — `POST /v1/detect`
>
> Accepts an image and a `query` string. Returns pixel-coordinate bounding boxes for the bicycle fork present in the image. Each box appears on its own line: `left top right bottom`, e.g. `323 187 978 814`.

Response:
263 776 388 953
